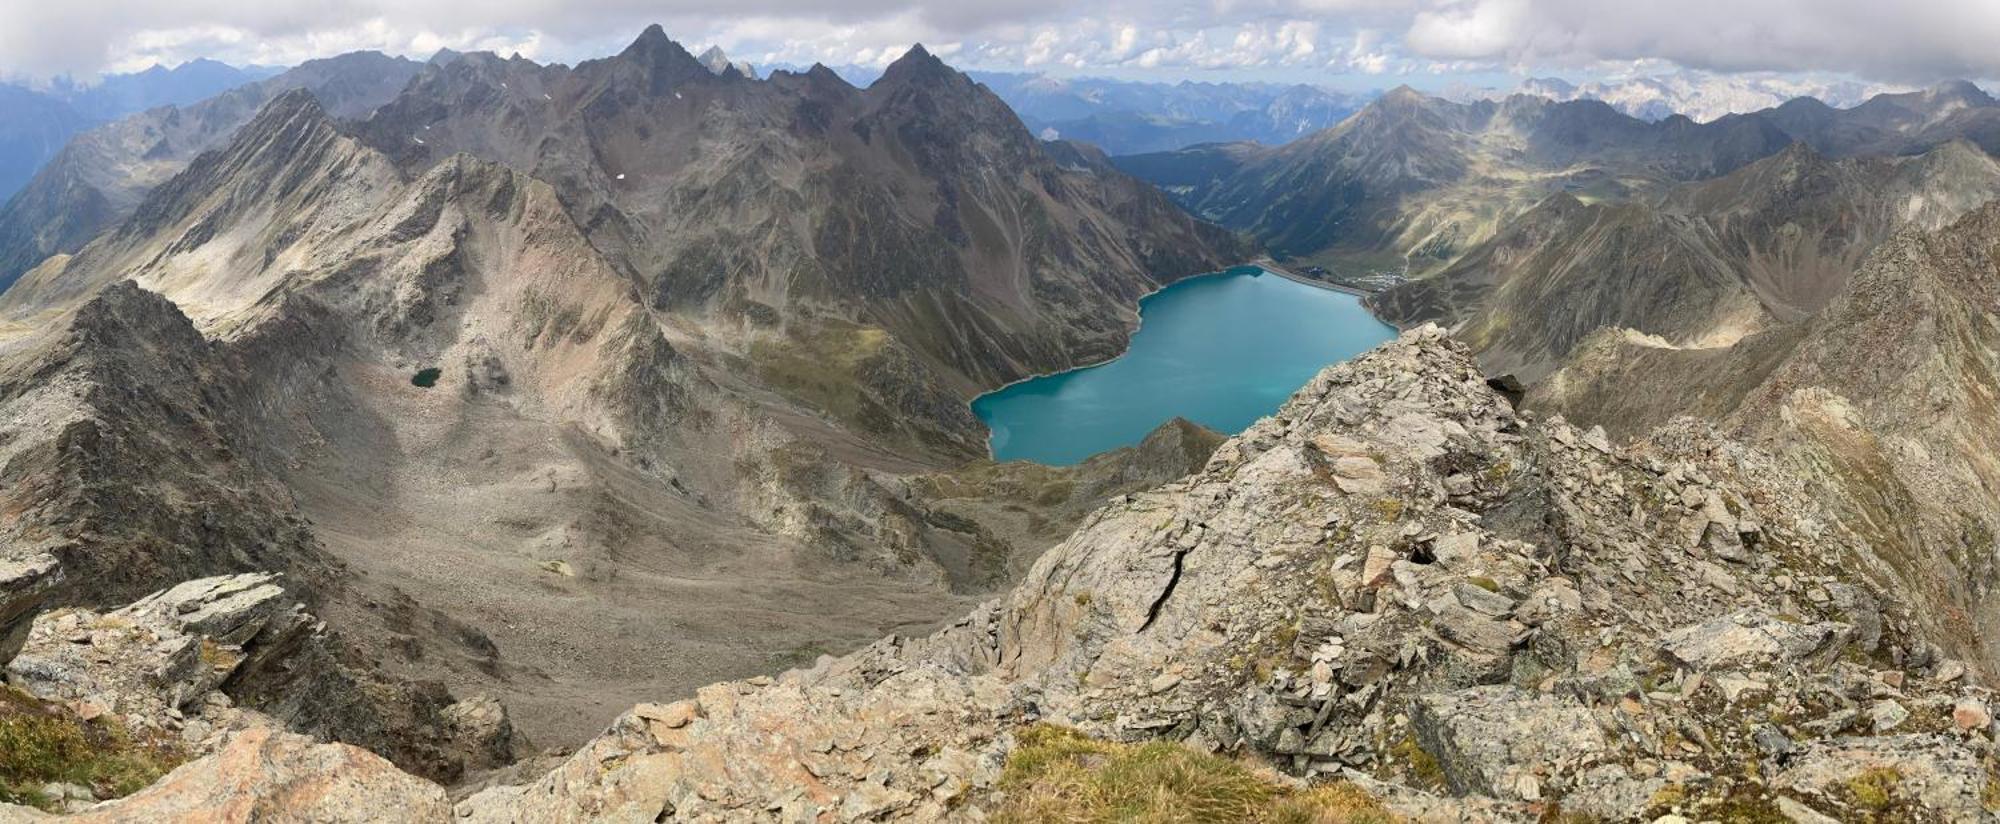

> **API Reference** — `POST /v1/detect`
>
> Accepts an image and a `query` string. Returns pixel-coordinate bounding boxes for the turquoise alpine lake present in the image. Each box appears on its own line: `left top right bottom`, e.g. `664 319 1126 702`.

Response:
972 266 1397 466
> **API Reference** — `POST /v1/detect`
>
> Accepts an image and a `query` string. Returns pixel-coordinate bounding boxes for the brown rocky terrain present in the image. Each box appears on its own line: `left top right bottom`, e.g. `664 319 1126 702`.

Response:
0 28 1244 757
6 327 1993 821
1533 200 2000 674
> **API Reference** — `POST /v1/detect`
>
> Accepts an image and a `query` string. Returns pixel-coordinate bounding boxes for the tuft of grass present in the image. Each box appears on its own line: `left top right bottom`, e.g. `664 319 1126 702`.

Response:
0 687 183 810
997 725 1399 823
1645 783 1686 816
1844 766 1902 813
1387 735 1444 791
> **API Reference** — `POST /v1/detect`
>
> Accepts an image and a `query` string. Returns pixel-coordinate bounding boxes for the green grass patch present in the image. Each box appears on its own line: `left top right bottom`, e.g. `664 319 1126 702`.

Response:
997 724 1399 823
749 320 892 427
0 686 183 810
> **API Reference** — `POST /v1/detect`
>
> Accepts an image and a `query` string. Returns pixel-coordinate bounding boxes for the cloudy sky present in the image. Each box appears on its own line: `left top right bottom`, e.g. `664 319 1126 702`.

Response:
4 0 1998 88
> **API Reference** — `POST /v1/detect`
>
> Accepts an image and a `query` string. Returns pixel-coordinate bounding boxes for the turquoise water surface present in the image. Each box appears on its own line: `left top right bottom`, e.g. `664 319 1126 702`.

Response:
972 266 1397 466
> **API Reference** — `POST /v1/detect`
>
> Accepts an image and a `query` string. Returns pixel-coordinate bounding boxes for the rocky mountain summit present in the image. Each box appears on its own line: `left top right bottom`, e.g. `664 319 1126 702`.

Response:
6 327 1990 820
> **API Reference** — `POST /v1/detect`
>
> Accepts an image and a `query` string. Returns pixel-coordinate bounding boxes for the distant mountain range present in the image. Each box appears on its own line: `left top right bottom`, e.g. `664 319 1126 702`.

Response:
1117 80 2000 286
1513 73 1898 123
0 60 281 199
969 73 1373 155
0 52 425 291
762 65 1374 155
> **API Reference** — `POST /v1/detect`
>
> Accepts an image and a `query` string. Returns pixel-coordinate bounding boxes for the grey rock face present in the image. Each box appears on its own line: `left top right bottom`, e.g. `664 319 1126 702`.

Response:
0 553 59 664
1409 686 1608 799
6 574 519 784
1657 609 1851 671
1774 735 1991 823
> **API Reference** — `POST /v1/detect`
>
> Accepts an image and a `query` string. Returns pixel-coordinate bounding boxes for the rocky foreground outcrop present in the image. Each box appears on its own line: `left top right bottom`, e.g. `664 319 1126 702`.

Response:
8 327 1997 821
0 573 516 807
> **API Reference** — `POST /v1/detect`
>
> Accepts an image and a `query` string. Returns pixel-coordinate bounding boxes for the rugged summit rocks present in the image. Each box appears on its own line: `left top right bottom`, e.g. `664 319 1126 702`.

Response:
1535 198 2000 672
1 573 517 784
1 327 1993 820
424 327 1991 821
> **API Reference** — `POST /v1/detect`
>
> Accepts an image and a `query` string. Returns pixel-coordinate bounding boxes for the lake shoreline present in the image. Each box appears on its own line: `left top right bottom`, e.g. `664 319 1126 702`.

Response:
970 260 1395 405
969 263 1396 464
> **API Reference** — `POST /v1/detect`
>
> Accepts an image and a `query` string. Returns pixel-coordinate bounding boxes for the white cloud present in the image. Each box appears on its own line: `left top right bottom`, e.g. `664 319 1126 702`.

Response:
1 0 1995 85
1403 0 2000 82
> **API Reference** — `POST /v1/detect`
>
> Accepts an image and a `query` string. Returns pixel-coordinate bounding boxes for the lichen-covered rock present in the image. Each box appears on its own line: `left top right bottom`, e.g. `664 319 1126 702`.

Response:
1657 609 1850 671
1773 735 1991 823
456 668 1018 822
5 574 316 753
1409 686 1609 799
5 573 519 782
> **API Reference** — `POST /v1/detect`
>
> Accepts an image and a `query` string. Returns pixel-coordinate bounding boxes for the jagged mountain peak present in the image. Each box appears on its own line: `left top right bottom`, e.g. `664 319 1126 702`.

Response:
252 86 331 122
630 23 670 48
697 45 755 79
876 43 954 87
615 24 707 79
1379 83 1426 102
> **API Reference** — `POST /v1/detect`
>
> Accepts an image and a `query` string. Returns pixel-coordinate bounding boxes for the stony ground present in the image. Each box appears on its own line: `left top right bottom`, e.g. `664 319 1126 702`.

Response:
3 326 1995 822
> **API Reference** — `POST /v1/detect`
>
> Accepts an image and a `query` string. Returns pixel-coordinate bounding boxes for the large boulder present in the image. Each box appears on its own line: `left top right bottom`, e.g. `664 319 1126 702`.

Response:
1408 686 1610 800
1773 734 1991 823
1657 609 1850 671
0 728 451 823
6 573 519 781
